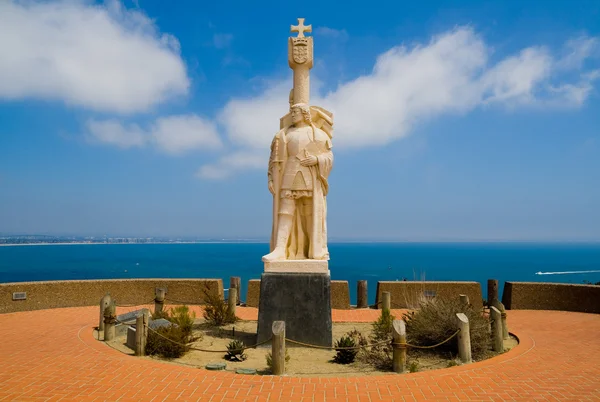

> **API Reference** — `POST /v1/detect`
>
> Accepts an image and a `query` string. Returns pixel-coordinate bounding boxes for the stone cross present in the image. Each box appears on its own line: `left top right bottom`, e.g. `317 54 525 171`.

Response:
291 18 312 38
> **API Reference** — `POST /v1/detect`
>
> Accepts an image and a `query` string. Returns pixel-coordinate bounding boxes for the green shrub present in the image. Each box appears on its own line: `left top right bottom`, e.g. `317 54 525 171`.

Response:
146 325 191 359
169 305 196 336
225 340 247 361
447 359 459 367
345 328 368 350
372 309 395 341
403 297 490 359
359 310 395 370
151 309 169 320
202 285 237 326
333 335 358 364
408 361 419 373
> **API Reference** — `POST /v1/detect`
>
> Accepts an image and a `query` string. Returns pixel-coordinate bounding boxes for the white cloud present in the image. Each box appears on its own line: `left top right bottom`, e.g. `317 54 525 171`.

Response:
151 115 222 154
315 27 349 41
86 119 145 148
0 0 189 113
212 28 600 154
196 151 266 179
218 80 291 149
556 36 599 70
87 114 221 153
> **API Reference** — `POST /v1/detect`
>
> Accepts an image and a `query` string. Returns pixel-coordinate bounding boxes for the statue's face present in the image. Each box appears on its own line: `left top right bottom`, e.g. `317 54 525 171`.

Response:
291 107 303 124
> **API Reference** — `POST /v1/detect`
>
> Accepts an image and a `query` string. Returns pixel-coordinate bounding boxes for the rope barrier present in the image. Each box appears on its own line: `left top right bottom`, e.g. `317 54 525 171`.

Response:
393 329 461 349
103 315 117 325
285 338 392 351
144 324 272 352
111 312 460 355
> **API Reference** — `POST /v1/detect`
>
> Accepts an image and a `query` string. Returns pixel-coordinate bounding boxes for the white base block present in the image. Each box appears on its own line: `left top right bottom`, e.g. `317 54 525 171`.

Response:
264 259 329 274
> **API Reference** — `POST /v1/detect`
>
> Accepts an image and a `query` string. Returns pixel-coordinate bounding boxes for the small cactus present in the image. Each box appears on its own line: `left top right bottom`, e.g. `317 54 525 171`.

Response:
225 340 247 361
333 335 358 364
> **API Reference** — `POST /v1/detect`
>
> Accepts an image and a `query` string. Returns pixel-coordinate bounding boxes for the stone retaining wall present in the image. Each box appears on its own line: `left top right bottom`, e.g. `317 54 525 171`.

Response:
0 279 223 314
246 279 351 309
375 281 483 310
502 282 600 313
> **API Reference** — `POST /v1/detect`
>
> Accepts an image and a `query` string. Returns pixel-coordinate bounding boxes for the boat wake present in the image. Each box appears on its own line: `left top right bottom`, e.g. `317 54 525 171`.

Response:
535 270 600 275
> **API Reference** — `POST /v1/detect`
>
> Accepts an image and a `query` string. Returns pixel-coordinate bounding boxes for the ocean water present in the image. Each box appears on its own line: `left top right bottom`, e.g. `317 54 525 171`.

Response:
1 242 599 305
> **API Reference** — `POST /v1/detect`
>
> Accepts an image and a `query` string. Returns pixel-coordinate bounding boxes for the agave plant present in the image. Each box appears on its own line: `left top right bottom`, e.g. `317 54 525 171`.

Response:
225 339 247 361
333 335 358 364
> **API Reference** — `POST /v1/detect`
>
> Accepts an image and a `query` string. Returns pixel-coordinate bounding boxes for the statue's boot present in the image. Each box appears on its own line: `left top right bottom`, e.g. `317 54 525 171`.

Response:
262 214 292 262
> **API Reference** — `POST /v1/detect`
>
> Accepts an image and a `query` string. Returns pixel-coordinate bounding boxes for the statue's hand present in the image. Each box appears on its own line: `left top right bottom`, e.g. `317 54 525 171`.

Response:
300 155 318 167
268 180 275 195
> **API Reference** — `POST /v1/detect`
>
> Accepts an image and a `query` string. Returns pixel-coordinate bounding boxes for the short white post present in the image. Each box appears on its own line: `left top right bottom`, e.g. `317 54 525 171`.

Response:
498 302 509 340
228 287 237 316
459 294 469 307
392 320 406 373
382 291 391 313
135 311 148 356
154 288 166 315
490 306 503 352
99 294 112 331
357 280 368 308
272 321 286 375
455 313 472 364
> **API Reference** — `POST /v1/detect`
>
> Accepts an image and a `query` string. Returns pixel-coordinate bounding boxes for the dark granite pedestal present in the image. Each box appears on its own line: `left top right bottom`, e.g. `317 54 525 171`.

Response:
256 272 332 347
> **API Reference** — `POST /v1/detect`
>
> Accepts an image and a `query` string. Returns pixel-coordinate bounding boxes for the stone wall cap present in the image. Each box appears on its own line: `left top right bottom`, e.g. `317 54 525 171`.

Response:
506 281 598 288
0 278 221 286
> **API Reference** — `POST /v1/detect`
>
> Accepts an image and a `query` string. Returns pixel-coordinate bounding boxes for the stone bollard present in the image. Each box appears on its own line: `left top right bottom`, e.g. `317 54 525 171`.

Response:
490 306 503 352
382 291 391 313
459 294 469 308
230 277 241 305
103 301 116 342
487 279 499 308
135 310 149 356
498 302 509 340
228 287 237 316
154 288 166 315
392 320 406 373
455 313 472 364
99 294 112 332
272 321 286 375
357 280 368 309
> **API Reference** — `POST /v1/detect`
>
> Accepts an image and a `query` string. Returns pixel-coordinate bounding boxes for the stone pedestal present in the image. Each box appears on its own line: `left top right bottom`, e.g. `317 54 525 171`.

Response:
264 259 329 274
256 271 332 347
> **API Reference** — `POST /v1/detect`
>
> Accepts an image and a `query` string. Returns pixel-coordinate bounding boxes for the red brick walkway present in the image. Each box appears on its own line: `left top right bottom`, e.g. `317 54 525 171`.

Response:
0 306 599 401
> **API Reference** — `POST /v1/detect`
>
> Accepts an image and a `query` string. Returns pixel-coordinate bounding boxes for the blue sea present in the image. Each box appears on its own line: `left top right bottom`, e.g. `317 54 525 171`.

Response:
1 242 600 305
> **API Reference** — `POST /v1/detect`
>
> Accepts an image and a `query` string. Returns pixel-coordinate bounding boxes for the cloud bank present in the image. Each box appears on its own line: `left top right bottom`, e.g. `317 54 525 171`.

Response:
0 0 189 113
197 28 599 178
2 2 597 179
87 115 221 154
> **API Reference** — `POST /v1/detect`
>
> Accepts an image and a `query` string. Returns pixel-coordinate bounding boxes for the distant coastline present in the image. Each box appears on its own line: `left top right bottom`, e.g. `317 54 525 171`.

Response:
0 241 269 247
1 240 599 247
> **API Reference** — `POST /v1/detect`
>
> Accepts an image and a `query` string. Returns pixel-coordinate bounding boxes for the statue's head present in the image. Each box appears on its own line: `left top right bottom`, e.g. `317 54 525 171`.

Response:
291 103 311 125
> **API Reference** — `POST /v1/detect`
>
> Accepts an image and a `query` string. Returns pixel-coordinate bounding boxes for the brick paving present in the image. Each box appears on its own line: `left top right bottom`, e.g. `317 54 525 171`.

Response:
0 306 599 401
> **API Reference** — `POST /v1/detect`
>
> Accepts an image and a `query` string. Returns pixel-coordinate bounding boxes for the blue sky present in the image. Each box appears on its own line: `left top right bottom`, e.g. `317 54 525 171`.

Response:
0 0 599 241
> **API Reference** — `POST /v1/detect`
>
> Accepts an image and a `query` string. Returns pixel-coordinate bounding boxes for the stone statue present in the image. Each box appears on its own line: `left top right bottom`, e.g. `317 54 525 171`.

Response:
262 19 334 263
256 18 334 349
